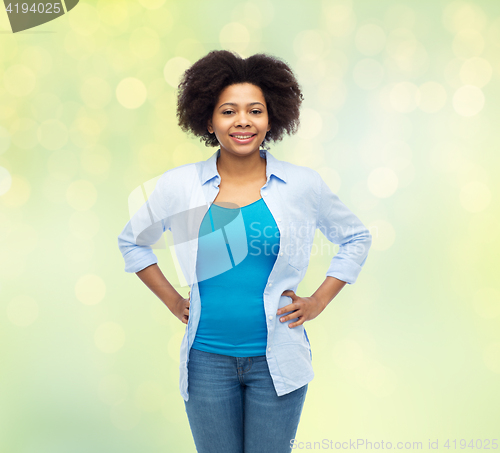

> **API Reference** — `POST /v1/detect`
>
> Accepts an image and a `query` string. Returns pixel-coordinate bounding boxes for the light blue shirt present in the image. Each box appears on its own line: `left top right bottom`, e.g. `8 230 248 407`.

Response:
117 148 372 401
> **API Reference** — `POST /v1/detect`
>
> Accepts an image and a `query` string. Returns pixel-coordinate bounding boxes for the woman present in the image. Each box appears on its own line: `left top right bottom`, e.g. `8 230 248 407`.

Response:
118 50 372 453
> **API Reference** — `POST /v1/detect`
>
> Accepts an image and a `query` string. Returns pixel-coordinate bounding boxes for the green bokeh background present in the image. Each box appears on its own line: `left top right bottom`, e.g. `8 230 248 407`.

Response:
1 0 499 452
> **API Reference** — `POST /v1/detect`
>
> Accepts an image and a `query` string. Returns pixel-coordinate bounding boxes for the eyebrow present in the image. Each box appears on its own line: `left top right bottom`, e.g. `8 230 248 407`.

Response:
217 102 266 109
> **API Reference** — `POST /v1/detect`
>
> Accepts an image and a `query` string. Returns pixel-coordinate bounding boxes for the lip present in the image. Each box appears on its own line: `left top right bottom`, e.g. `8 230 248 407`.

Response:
229 133 256 144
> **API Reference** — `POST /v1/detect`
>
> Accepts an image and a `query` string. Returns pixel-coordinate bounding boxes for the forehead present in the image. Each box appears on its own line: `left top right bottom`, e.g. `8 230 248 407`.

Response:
216 83 266 104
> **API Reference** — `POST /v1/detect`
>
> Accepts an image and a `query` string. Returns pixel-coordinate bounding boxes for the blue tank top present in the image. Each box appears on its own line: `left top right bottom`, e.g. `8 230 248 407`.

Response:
192 198 280 357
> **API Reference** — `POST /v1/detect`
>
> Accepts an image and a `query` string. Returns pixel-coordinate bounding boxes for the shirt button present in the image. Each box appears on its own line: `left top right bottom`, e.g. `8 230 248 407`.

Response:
277 218 281 222
280 252 284 256
267 347 271 352
268 315 273 320
269 283 273 287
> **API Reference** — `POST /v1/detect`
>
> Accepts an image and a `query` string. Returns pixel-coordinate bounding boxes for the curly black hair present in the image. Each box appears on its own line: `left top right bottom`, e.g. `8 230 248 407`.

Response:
176 50 303 148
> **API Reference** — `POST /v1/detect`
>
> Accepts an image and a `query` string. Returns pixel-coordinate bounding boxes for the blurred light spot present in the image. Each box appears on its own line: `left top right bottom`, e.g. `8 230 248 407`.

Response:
69 210 100 240
0 167 12 196
66 180 98 211
316 77 347 111
80 144 112 176
70 114 105 148
129 27 160 59
295 56 327 86
488 17 500 48
163 57 191 88
64 236 94 264
144 7 173 37
384 4 415 30
138 142 168 172
219 23 250 55
297 108 322 140
363 363 398 397
231 1 274 28
385 29 429 77
68 2 99 36
7 295 38 327
37 120 68 151
389 82 420 113
448 114 489 143
355 24 386 56
368 219 395 251
75 274 106 305
95 322 126 353
353 59 384 90
317 112 338 143
99 374 129 406
459 181 490 212
0 210 12 242
31 92 63 121
483 342 500 374
135 380 165 412
443 2 487 34
452 85 484 116
453 29 484 58
294 30 326 60
292 141 325 169
323 2 356 37
80 77 112 109
472 287 500 319
332 339 364 370
116 77 147 109
175 38 206 62
139 0 165 8
444 58 465 89
0 34 17 63
167 331 185 362
0 126 10 154
19 46 52 77
459 57 492 88
47 149 78 182
417 81 447 113
98 1 130 34
3 65 36 97
42 177 69 204
110 400 141 430
0 175 30 207
171 142 204 168
317 166 341 195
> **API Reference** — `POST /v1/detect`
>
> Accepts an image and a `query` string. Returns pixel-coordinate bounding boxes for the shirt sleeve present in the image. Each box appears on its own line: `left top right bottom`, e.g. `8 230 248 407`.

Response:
317 176 372 284
117 174 169 273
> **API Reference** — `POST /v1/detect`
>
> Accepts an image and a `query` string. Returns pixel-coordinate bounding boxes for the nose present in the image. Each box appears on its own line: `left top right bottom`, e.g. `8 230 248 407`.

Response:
234 112 251 127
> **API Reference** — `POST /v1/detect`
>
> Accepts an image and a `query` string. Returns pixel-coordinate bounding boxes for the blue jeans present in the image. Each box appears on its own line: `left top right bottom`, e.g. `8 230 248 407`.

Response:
184 347 308 453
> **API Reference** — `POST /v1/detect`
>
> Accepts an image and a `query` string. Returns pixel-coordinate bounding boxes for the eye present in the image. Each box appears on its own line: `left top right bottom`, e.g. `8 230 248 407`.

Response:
222 110 234 115
251 109 262 114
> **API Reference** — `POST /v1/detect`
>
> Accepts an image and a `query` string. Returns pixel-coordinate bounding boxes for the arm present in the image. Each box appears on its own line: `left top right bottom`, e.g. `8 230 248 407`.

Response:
278 174 372 327
136 263 190 324
279 276 346 328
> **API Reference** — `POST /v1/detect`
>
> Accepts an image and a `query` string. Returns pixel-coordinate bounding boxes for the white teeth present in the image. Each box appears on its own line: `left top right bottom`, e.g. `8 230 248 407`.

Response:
232 135 254 139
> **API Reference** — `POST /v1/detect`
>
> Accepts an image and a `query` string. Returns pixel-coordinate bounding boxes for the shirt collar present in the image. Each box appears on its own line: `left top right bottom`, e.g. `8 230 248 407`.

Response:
199 148 288 185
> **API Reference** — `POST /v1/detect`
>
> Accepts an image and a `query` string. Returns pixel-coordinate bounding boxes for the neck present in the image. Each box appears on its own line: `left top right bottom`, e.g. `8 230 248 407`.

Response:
217 149 267 181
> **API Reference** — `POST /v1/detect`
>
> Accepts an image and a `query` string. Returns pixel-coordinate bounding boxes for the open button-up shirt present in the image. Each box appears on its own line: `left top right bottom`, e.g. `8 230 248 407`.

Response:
117 148 372 401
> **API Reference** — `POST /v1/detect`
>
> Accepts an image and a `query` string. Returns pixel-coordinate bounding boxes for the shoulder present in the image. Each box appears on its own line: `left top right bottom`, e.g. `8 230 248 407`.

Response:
156 161 205 188
277 159 323 194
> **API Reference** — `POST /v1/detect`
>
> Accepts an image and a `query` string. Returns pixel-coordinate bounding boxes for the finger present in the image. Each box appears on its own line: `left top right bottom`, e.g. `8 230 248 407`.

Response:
288 317 305 328
281 290 296 299
279 309 302 323
277 303 298 316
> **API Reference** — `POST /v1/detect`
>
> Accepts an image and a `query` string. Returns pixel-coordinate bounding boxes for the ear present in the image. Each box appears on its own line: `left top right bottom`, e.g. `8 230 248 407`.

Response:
267 122 271 132
207 119 213 134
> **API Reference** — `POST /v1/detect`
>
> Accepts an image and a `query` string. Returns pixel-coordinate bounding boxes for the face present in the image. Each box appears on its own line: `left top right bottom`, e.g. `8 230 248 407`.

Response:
207 83 271 158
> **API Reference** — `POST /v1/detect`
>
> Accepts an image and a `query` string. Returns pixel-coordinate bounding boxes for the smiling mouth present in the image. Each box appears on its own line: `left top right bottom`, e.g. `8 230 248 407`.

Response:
230 134 256 139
